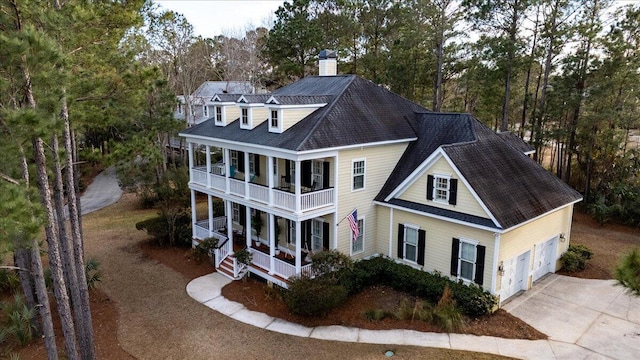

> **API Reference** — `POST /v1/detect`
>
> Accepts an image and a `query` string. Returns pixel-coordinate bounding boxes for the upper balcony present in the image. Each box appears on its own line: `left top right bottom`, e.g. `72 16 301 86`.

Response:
188 146 335 214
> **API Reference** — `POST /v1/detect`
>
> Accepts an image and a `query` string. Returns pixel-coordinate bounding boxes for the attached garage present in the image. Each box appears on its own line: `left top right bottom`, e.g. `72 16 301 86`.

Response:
532 236 558 282
501 251 530 301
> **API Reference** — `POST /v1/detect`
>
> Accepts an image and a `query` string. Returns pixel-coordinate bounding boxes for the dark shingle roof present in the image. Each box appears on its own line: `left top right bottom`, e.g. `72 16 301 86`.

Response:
239 94 271 103
443 122 581 229
387 199 498 229
377 113 581 229
181 75 426 151
267 95 333 105
213 94 242 102
498 131 535 154
376 113 476 202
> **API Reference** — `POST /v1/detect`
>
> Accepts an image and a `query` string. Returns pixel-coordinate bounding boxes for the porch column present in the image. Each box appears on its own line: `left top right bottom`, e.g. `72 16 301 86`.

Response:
267 155 274 206
223 148 230 194
246 205 252 248
187 142 194 179
268 214 275 275
208 195 214 238
388 208 394 257
205 145 212 188
333 156 338 205
190 189 196 244
295 220 302 274
244 151 250 199
294 160 302 214
226 200 234 255
333 212 338 250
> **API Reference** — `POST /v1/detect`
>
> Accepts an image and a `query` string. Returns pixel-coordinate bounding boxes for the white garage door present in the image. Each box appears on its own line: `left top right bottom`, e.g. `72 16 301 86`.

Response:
501 251 529 301
533 237 558 282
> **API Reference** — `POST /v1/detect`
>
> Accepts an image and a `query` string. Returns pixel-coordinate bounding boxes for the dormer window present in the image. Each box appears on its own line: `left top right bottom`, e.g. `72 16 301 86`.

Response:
270 110 279 127
215 106 223 124
203 105 209 118
269 109 282 133
241 108 249 125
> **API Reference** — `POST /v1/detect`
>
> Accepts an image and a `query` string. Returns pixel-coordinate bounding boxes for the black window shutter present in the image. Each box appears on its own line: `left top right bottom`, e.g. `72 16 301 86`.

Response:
302 160 312 188
427 175 434 200
239 205 246 226
286 219 291 244
474 245 486 285
323 222 330 250
449 179 458 205
397 224 404 259
284 160 291 183
323 162 330 188
305 220 312 250
450 238 460 276
238 151 245 171
417 230 426 266
254 154 260 176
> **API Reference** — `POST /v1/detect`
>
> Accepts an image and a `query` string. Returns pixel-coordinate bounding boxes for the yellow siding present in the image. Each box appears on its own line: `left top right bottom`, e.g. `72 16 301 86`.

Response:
335 143 409 260
398 156 489 218
252 107 269 126
500 205 574 264
226 105 240 122
377 208 495 291
281 108 318 132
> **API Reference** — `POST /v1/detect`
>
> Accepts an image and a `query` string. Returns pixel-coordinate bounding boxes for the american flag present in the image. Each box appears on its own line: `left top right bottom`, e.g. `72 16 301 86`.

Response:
347 209 359 241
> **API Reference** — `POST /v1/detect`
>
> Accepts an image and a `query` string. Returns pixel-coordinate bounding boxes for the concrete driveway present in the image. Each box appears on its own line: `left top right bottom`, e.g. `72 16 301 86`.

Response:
503 274 640 359
79 167 123 215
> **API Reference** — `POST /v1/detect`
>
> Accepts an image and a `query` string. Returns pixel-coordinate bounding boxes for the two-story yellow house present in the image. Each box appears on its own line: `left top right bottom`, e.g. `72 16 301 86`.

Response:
179 52 582 304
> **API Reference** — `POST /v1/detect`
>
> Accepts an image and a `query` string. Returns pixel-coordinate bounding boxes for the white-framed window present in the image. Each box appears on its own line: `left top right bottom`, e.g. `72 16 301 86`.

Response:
249 154 256 174
458 239 478 282
352 159 365 191
241 108 249 125
203 105 209 118
269 109 280 132
311 219 323 252
215 106 223 123
289 160 296 185
434 174 450 202
177 103 183 114
403 224 419 263
230 150 239 169
312 160 323 190
232 203 240 223
351 217 364 255
288 220 296 245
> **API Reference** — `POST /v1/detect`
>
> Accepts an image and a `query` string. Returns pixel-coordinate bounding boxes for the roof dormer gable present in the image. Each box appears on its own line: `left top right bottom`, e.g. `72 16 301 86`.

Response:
266 95 330 134
211 94 241 127
237 95 270 130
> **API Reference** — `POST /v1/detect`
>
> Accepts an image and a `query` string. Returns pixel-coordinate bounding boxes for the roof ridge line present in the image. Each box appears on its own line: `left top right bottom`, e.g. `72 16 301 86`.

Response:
294 75 357 151
441 115 479 148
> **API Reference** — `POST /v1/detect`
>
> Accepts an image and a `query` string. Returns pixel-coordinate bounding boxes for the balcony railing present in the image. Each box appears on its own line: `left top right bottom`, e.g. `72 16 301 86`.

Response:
190 167 335 213
194 217 227 240
249 248 313 280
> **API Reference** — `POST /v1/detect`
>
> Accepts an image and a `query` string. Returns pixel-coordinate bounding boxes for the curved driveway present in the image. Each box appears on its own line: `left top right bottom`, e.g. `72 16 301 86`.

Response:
79 167 123 215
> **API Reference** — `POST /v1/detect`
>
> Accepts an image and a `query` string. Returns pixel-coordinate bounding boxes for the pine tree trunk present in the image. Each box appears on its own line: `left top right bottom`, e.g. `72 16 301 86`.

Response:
62 95 97 360
30 238 59 360
33 136 80 360
13 247 39 332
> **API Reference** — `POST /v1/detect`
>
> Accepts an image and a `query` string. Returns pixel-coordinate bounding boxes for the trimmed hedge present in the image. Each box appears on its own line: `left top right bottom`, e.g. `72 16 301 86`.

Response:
338 256 496 317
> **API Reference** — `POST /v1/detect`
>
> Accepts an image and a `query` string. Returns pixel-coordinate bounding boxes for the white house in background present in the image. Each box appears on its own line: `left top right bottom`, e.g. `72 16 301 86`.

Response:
175 81 255 126
179 50 582 304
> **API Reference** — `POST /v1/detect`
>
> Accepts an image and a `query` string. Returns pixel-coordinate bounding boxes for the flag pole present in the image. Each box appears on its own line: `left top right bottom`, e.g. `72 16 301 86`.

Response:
336 208 357 226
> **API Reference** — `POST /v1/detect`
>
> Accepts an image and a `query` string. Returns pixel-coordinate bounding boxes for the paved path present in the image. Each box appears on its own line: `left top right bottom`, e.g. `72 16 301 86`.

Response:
79 167 123 215
187 273 640 360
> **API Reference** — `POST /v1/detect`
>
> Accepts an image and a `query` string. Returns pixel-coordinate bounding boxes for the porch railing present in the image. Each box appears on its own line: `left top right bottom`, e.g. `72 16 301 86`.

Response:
301 188 334 211
229 178 245 197
250 249 270 271
249 183 269 204
211 173 226 191
214 238 231 269
249 249 313 280
273 189 295 211
192 168 207 186
194 220 210 240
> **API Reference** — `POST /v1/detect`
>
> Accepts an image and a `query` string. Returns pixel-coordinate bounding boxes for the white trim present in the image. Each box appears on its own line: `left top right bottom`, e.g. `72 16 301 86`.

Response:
388 208 394 257
374 200 500 233
240 107 252 129
179 133 416 159
350 216 365 255
269 108 282 133
402 223 420 264
383 147 500 228
432 173 451 204
500 199 582 233
491 233 500 296
351 158 366 192
458 238 479 283
202 105 209 118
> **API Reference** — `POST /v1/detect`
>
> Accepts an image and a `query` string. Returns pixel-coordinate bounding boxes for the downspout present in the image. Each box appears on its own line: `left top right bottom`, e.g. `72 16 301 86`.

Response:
388 207 394 257
491 232 501 297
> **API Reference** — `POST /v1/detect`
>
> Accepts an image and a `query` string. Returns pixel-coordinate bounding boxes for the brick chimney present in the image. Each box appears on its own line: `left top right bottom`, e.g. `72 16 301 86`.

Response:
318 49 337 76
